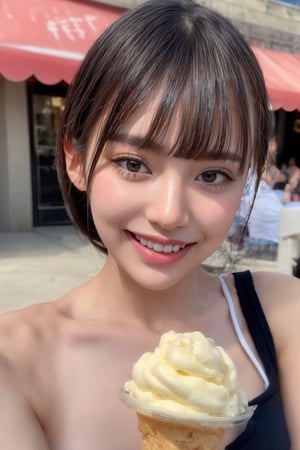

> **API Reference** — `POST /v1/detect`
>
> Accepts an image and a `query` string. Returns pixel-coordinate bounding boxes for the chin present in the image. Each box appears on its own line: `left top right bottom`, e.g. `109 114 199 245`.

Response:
128 268 192 292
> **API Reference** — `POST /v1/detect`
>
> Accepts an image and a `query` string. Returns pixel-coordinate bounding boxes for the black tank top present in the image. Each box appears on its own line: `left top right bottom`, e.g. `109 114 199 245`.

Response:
225 271 290 450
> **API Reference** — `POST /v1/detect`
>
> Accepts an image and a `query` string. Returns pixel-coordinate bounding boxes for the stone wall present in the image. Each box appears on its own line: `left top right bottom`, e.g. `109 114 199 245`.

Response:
93 0 300 53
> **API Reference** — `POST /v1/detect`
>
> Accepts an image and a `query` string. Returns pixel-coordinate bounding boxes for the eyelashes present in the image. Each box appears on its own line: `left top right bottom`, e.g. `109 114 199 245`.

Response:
197 169 234 189
110 153 237 188
111 155 150 180
118 157 149 174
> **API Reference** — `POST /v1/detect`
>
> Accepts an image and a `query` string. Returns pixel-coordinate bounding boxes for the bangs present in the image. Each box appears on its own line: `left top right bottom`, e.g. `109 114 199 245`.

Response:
109 63 252 176
84 0 268 188
136 73 250 175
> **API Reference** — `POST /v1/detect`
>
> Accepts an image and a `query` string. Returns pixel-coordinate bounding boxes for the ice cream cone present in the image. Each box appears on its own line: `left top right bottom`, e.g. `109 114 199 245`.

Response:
137 413 225 450
121 331 255 450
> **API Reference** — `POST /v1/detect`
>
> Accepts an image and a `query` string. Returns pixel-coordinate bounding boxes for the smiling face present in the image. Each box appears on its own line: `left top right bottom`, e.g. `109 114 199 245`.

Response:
82 95 248 291
59 1 270 255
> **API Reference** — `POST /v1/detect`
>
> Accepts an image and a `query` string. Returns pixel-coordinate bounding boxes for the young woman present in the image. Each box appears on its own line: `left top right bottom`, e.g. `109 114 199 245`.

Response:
0 1 299 449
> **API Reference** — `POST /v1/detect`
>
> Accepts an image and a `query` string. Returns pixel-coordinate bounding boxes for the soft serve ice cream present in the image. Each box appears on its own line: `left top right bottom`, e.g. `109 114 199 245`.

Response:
122 331 253 450
124 330 248 420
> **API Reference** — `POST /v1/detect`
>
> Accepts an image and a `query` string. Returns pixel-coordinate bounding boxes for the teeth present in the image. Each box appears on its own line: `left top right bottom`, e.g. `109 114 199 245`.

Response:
135 235 186 253
153 243 163 252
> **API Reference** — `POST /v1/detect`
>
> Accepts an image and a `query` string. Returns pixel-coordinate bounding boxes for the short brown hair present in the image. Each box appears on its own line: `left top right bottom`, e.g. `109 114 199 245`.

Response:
56 0 270 252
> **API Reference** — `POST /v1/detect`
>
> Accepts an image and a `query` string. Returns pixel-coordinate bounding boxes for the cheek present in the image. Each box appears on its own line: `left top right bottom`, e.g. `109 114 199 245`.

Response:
195 191 242 233
89 173 143 224
90 175 124 218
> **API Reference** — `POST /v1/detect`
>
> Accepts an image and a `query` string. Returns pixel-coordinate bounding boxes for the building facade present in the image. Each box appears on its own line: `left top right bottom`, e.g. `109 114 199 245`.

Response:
95 0 300 53
0 0 300 231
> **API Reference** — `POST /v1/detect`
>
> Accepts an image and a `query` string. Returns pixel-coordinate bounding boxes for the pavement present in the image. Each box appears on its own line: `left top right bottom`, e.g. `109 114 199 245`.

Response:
0 225 278 314
0 225 105 313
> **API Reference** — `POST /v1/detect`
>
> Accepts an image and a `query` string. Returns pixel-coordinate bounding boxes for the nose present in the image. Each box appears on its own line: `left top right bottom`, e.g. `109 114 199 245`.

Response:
145 172 190 230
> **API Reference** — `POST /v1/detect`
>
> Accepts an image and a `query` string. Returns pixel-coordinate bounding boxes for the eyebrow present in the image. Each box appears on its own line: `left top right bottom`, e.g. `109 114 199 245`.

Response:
112 131 242 163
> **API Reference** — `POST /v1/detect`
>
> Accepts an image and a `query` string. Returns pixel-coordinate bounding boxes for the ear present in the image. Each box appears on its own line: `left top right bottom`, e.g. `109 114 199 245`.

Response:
64 138 86 191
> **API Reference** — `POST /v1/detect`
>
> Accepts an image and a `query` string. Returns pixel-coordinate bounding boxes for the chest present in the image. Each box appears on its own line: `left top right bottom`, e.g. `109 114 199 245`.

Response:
40 336 153 450
37 331 266 450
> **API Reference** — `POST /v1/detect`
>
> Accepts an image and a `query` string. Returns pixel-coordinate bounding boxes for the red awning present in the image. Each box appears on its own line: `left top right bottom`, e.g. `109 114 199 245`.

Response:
252 46 300 112
0 1 300 111
0 0 123 84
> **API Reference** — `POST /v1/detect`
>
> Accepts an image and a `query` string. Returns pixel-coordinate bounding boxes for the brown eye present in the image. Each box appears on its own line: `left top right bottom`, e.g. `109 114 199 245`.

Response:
202 171 217 183
196 170 231 187
118 157 149 174
126 159 142 172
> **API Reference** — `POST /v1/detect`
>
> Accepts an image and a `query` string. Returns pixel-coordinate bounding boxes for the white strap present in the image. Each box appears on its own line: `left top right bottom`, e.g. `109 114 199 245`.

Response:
218 275 270 388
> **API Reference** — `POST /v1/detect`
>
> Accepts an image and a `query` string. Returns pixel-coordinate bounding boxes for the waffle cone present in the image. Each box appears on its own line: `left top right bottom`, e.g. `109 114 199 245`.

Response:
137 413 225 450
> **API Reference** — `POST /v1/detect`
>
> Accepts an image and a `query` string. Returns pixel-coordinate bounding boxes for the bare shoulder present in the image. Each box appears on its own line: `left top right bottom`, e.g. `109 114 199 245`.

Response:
250 274 300 445
0 303 61 450
0 301 62 371
251 271 300 349
251 270 300 308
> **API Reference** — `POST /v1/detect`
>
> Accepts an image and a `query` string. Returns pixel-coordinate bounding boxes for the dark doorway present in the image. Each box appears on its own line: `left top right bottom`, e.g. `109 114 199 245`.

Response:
28 80 70 226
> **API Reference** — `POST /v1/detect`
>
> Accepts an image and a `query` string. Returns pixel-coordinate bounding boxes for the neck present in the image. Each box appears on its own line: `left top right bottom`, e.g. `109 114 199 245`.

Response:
89 260 218 332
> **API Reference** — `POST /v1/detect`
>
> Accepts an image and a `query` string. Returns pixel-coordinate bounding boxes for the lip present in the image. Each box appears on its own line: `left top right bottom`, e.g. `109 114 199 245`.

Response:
129 231 189 247
125 231 193 265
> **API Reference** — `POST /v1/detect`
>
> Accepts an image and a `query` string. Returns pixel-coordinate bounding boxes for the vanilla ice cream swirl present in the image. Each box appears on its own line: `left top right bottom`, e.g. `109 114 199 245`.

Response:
124 331 248 418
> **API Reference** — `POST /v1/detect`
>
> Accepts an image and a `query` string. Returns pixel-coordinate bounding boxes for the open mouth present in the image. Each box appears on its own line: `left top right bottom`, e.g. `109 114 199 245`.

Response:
133 233 188 254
